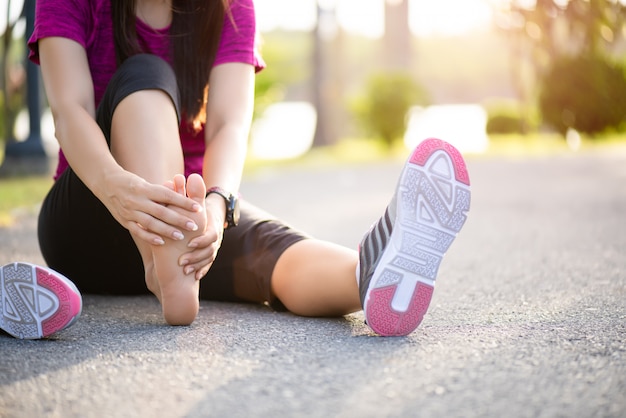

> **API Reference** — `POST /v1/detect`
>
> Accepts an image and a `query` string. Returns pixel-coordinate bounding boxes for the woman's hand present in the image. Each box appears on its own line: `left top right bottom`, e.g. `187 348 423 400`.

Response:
101 169 203 246
177 195 227 280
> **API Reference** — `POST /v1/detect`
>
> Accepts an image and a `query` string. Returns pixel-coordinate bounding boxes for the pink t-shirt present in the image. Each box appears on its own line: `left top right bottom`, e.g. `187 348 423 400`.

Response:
28 0 265 179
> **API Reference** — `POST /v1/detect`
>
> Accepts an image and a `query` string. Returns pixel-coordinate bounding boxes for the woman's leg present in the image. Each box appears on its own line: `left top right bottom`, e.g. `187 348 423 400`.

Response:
271 240 361 317
107 61 205 325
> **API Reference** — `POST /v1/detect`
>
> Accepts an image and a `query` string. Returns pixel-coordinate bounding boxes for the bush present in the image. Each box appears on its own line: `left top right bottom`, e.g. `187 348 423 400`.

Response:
353 72 429 148
484 99 538 135
486 110 525 135
539 54 626 135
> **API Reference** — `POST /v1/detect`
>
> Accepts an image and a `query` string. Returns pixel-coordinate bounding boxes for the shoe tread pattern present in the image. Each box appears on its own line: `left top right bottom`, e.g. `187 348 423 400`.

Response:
366 138 470 336
1 262 81 339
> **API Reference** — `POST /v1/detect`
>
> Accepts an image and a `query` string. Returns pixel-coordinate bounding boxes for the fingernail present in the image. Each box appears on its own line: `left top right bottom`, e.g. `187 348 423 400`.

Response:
172 231 185 240
187 241 198 248
180 259 188 266
186 221 198 231
153 237 165 245
192 203 202 212
184 266 195 275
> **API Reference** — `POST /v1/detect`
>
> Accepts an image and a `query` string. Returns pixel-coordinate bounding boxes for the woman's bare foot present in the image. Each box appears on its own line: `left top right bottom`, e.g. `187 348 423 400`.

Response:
152 173 207 325
144 178 175 301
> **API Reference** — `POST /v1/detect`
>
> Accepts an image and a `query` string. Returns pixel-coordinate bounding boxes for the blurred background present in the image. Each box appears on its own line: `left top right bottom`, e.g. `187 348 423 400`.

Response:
1 0 626 171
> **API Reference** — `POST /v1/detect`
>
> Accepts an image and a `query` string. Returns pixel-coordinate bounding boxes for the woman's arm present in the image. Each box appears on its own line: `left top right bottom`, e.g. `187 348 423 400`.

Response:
38 37 201 245
39 38 113 188
203 63 255 193
181 62 255 278
202 62 255 224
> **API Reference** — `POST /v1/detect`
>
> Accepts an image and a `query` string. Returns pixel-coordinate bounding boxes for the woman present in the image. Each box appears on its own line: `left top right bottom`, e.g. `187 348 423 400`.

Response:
0 0 471 339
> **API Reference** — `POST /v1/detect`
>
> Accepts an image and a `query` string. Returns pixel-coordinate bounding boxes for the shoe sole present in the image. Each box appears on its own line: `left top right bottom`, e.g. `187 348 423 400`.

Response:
363 138 471 336
0 262 82 339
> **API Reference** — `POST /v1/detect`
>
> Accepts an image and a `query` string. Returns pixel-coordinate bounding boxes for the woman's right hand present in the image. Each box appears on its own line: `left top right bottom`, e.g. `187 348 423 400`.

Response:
100 169 203 246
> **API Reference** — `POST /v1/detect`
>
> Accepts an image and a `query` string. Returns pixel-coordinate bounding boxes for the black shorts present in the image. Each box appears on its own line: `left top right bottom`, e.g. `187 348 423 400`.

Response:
37 54 308 309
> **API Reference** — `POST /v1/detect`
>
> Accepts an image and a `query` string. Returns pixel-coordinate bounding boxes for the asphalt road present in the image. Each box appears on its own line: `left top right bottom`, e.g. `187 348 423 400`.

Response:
1 146 625 418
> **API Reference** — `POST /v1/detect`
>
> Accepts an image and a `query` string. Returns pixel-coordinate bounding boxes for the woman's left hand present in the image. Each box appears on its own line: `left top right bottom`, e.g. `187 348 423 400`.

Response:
178 196 227 280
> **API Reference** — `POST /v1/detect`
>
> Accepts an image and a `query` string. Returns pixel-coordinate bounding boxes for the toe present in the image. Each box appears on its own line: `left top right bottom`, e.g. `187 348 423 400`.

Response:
163 180 175 191
186 173 207 204
173 174 186 196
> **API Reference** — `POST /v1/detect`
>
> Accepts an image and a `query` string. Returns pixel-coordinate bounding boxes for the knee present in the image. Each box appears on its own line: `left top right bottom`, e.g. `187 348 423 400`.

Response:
99 54 181 130
120 54 175 80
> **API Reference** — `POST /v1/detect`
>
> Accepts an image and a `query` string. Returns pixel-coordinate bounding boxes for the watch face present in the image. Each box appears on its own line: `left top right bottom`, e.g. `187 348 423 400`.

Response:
231 198 240 226
226 195 240 228
207 187 240 229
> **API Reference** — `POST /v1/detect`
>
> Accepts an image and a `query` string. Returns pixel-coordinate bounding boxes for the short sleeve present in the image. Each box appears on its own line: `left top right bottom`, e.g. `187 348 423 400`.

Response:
28 0 93 64
214 0 266 73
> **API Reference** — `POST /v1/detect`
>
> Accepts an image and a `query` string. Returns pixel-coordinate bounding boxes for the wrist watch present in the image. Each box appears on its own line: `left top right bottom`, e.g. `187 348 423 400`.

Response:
205 187 240 230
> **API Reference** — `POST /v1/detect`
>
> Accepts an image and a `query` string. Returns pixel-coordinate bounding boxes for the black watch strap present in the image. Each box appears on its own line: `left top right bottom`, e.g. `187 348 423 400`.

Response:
205 187 239 229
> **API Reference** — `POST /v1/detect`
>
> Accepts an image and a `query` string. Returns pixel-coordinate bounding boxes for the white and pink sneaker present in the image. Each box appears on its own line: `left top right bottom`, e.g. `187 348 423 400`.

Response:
358 138 471 336
1 262 82 339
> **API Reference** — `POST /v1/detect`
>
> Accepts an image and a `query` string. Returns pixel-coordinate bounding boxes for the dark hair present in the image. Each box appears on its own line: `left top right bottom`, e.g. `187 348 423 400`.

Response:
112 0 228 128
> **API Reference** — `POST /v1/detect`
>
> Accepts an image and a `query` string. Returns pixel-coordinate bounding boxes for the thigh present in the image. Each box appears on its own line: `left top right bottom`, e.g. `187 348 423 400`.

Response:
199 200 309 309
38 167 147 295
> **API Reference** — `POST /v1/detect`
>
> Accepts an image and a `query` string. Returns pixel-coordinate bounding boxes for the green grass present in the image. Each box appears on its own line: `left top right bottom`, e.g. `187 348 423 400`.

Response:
0 175 53 226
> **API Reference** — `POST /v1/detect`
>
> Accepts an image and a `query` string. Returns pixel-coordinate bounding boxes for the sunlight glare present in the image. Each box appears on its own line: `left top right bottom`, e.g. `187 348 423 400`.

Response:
255 0 496 37
405 105 489 154
250 102 317 160
409 0 494 37
255 0 317 32
0 0 25 36
336 0 384 39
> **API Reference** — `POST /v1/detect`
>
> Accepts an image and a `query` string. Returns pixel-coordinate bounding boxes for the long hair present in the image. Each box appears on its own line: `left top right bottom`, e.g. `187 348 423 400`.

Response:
112 0 228 128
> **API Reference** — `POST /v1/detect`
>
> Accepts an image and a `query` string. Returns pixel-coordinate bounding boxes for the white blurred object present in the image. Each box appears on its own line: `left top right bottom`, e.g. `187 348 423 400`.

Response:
404 104 489 154
250 101 317 160
13 107 59 156
566 128 581 151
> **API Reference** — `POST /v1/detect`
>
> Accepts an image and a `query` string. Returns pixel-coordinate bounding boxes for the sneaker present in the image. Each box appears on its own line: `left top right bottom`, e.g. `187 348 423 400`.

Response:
358 138 471 336
1 262 82 339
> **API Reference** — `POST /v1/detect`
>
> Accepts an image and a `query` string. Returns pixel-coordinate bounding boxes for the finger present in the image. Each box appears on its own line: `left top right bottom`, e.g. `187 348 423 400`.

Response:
183 259 213 280
187 230 219 248
130 181 199 231
134 210 188 241
128 220 166 246
151 184 202 213
195 264 212 280
146 200 200 233
179 246 216 268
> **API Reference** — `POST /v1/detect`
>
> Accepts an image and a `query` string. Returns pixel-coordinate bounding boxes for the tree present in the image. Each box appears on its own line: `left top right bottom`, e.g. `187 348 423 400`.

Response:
1 0 26 146
500 0 626 134
505 0 626 67
539 54 626 135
